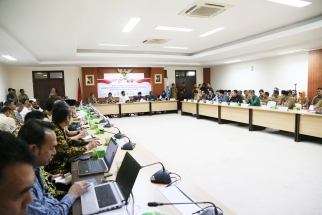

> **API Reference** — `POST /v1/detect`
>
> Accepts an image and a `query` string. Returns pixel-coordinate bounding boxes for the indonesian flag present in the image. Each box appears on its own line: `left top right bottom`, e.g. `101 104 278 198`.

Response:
77 78 83 107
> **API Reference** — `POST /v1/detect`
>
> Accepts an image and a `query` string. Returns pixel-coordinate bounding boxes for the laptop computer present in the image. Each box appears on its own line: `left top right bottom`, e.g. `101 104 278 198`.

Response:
77 137 118 176
81 152 141 215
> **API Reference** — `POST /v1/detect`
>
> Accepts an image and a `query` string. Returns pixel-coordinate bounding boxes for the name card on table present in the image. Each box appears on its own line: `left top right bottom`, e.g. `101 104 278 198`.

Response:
193 100 198 103
221 102 228 105
241 104 249 107
278 107 288 111
206 100 212 104
170 98 175 100
261 105 271 110
295 104 302 108
267 101 276 108
309 105 315 111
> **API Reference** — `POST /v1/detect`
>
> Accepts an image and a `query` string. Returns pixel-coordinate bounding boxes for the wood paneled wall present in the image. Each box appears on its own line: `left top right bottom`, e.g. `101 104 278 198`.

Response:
82 67 165 102
203 68 211 85
308 49 322 103
150 67 165 96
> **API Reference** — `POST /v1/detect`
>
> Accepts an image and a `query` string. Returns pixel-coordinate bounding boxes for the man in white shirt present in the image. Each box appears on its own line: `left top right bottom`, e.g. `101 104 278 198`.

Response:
119 91 129 103
0 107 16 132
20 99 33 119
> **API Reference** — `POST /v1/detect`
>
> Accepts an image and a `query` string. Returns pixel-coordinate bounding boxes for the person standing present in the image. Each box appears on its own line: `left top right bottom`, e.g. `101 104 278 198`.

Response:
6 88 14 101
19 89 29 101
170 83 178 100
178 82 187 101
48 88 58 98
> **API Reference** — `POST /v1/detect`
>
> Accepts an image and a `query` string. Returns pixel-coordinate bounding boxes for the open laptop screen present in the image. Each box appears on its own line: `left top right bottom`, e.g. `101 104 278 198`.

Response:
104 138 118 170
116 152 141 203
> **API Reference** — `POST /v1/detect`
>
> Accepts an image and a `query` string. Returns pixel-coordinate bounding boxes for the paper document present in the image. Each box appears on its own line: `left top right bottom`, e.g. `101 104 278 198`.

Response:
158 185 202 215
82 135 95 140
116 138 127 147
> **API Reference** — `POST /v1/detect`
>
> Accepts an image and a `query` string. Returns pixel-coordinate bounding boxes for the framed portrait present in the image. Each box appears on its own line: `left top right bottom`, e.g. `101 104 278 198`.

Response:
154 74 162 84
85 74 95 86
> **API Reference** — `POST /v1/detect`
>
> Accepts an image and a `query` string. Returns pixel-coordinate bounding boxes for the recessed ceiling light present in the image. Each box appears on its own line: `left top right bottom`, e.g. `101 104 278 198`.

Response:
278 49 308 54
122 18 141 32
2 55 17 61
225 60 241 64
155 26 193 32
163 46 188 50
268 0 311 7
98 44 129 47
199 27 225 37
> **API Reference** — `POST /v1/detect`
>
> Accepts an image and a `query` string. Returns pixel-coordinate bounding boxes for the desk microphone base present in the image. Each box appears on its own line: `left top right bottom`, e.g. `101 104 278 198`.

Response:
150 169 171 184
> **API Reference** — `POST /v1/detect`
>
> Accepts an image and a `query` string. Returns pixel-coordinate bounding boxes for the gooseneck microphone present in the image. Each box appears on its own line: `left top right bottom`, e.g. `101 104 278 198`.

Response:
113 127 123 139
147 201 222 215
141 162 171 184
121 136 136 150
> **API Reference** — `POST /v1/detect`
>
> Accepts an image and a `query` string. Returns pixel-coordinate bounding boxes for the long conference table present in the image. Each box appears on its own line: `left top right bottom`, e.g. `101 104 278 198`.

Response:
181 101 322 142
72 112 237 215
93 100 178 117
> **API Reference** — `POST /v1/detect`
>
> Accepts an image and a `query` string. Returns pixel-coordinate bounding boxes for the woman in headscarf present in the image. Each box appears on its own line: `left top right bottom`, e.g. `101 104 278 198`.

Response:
160 91 167 100
297 90 309 109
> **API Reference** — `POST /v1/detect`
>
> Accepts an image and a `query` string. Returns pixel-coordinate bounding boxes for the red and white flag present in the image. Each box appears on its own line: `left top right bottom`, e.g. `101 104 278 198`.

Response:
77 78 83 107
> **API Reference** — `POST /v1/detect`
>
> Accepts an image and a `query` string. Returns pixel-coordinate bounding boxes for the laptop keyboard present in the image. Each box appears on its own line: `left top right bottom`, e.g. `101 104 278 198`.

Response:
88 160 106 172
95 184 118 208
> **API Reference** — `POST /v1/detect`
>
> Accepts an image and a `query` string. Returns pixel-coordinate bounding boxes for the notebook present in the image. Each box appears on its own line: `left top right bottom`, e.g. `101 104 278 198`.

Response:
77 138 118 176
81 152 141 215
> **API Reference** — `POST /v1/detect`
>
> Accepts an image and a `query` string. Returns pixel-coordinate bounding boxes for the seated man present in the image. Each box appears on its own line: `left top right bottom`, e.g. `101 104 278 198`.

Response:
159 91 168 100
87 93 97 104
14 102 24 124
315 99 322 111
119 91 129 103
45 102 99 174
261 92 272 105
18 120 90 215
277 90 295 109
31 99 43 112
133 92 143 102
222 90 230 102
243 90 249 101
200 90 207 100
0 131 35 215
0 106 16 132
44 98 58 121
105 92 115 104
207 89 216 101
216 90 224 102
19 89 29 101
312 87 322 105
246 90 261 106
292 90 297 101
270 90 280 103
229 90 243 103
4 100 21 127
20 99 34 119
259 89 264 101
147 91 156 101
192 90 201 101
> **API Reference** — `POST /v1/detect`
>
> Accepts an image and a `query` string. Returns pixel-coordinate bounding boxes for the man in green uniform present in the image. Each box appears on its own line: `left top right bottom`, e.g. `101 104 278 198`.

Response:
259 89 264 101
277 90 295 109
246 90 261 106
4 100 21 127
312 88 322 105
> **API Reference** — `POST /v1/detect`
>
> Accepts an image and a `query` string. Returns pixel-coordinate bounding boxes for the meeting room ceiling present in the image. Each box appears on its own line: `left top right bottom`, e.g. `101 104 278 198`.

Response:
0 0 322 67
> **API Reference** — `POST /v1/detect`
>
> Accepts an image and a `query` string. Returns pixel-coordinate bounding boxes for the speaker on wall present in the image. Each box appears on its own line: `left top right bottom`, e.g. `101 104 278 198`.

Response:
164 70 167 78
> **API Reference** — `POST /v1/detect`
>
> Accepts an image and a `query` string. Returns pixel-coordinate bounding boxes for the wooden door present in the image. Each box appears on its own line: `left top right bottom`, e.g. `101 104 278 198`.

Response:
32 71 65 109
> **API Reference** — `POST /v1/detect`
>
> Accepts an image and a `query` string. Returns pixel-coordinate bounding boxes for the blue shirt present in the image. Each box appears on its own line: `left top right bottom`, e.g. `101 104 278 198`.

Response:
14 110 22 122
27 167 75 215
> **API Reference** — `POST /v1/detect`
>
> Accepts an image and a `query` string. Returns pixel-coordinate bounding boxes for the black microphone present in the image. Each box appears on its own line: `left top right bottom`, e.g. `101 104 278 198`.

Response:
99 114 107 124
113 127 123 139
147 201 222 215
141 162 171 184
121 136 136 150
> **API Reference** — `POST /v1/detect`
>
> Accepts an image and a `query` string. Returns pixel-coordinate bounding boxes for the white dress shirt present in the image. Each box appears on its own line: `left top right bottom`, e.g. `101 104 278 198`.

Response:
0 113 16 132
119 95 130 103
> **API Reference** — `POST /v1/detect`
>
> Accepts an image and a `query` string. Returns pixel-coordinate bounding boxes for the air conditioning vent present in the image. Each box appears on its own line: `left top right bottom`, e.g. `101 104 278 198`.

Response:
179 0 233 18
142 38 170 44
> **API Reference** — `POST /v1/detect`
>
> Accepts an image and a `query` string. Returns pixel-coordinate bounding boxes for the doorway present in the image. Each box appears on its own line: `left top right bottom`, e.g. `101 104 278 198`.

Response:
32 71 65 109
175 70 196 110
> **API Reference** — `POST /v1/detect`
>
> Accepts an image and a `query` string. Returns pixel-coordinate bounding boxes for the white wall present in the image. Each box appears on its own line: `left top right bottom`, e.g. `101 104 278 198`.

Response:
210 52 308 93
9 67 82 99
164 67 204 87
0 63 10 101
